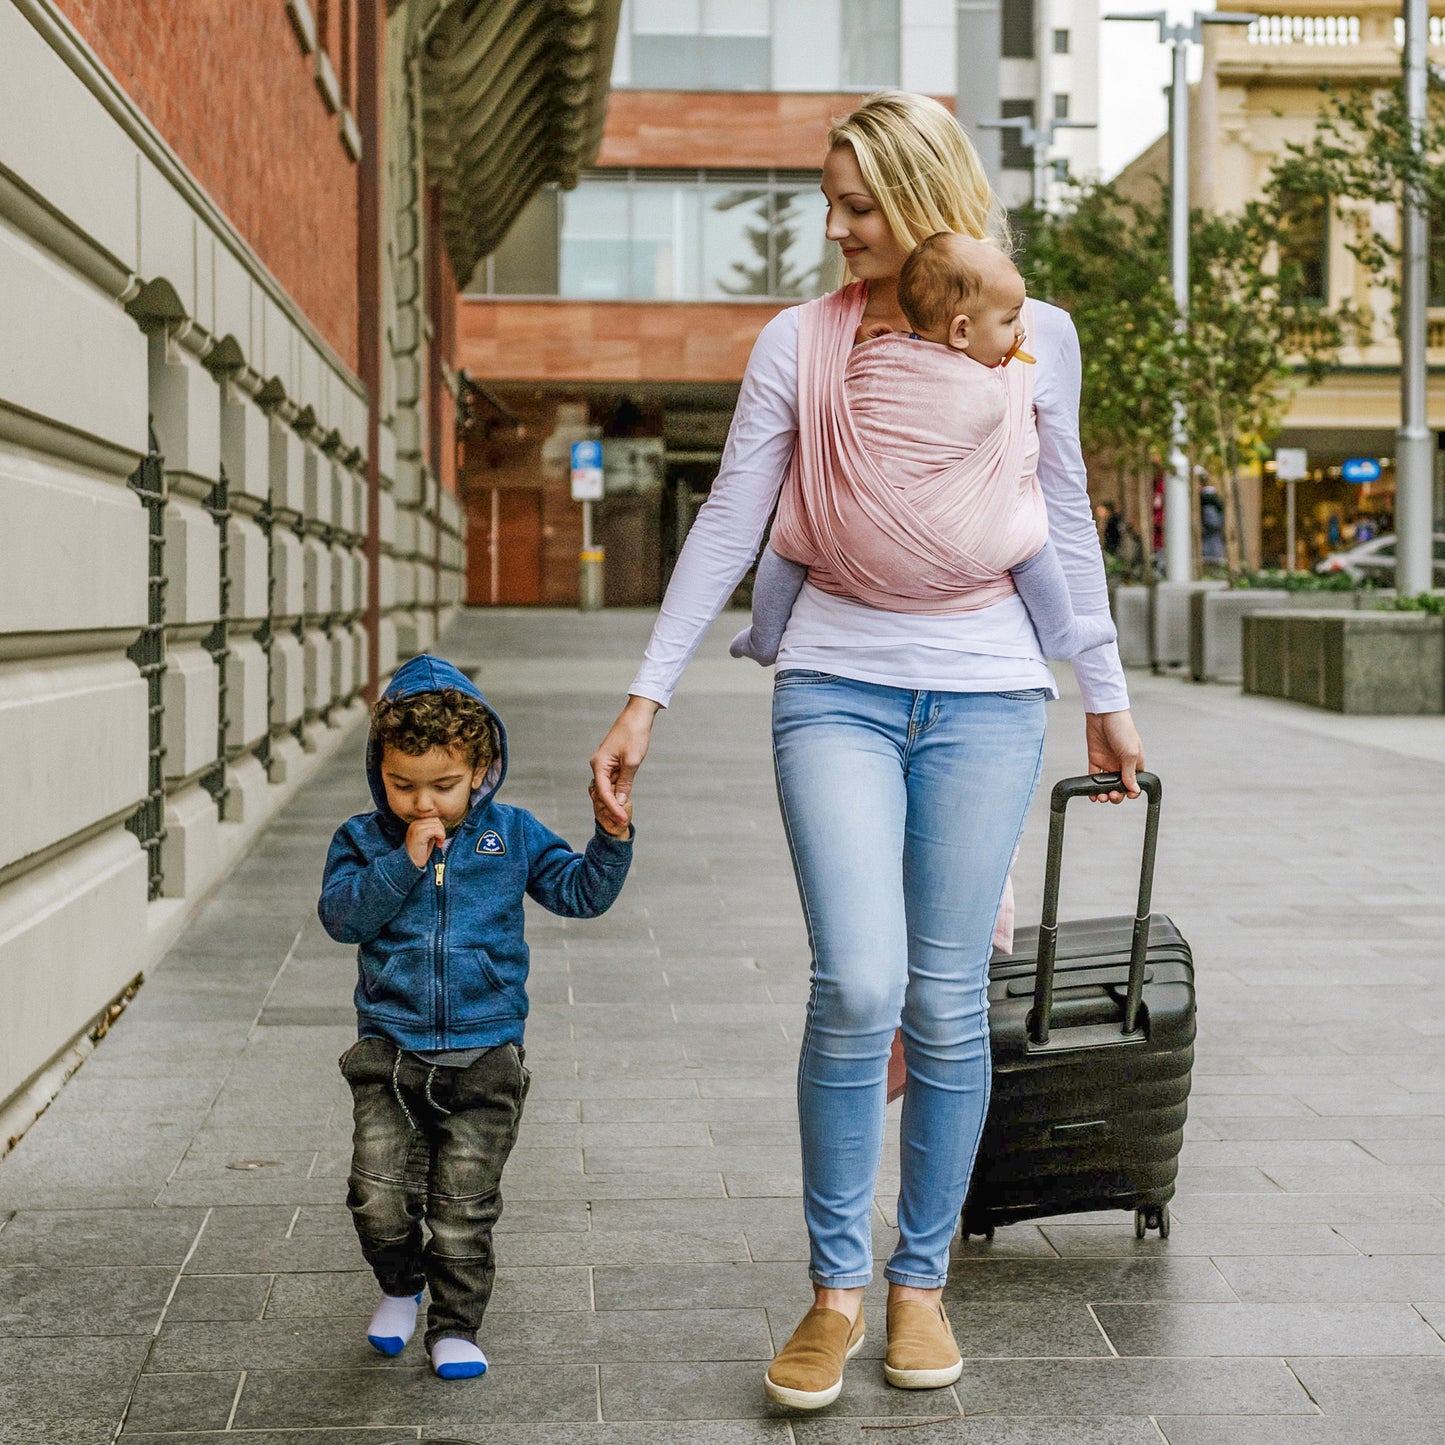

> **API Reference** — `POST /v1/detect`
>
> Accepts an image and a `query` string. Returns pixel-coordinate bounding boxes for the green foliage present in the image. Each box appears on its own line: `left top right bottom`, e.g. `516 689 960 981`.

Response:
1269 70 1445 298
1234 568 1371 592
1389 591 1445 614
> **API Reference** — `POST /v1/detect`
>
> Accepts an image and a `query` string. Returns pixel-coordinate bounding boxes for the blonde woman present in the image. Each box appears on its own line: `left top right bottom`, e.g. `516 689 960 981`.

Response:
590 92 1145 1410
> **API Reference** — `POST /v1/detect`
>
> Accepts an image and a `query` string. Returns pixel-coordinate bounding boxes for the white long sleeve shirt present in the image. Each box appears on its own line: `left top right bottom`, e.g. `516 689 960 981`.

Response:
628 299 1131 715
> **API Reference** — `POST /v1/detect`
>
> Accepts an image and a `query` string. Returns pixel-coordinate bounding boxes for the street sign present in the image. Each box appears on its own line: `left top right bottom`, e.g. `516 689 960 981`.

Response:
1274 447 1308 481
1342 457 1383 484
570 439 604 501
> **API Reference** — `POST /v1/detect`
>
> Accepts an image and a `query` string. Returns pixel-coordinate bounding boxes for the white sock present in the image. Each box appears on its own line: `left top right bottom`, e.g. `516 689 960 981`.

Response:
366 1291 421 1356
431 1337 488 1379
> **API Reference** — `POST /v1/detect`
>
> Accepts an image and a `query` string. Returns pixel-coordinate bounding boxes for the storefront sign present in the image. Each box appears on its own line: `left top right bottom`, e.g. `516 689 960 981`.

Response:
1341 457 1383 484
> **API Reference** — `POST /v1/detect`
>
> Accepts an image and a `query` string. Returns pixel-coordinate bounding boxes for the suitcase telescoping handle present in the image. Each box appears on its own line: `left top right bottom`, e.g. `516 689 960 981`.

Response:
1030 771 1163 1047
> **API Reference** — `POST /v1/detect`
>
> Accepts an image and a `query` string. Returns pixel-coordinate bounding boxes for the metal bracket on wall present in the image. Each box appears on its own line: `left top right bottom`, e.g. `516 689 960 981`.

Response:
125 426 168 900
202 466 231 816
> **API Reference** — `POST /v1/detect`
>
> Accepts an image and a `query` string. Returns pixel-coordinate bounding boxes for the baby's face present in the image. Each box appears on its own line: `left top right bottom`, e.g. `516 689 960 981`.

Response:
949 270 1027 367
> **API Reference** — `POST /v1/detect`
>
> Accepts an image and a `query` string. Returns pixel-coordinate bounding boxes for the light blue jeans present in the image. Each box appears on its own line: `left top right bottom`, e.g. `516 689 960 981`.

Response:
772 671 1047 1288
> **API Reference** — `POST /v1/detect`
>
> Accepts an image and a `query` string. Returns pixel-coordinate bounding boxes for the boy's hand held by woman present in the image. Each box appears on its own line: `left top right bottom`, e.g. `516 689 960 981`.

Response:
590 694 658 831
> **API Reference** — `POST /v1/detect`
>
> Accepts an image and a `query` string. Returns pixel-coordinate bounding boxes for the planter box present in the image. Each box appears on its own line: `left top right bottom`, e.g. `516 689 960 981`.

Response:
1111 585 1152 667
1190 588 1361 685
1152 580 1226 669
1242 610 1445 714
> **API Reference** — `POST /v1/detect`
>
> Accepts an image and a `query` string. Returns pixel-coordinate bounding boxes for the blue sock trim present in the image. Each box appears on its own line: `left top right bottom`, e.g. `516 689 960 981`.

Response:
435 1357 488 1379
367 1333 407 1357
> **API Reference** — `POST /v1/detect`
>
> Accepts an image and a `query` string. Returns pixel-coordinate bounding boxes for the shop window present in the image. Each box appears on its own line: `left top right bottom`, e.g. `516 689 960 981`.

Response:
842 0 901 87
1277 192 1328 305
1002 0 1035 59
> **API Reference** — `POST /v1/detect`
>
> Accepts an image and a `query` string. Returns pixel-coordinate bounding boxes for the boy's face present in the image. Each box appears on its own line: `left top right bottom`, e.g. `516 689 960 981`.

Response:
380 744 486 830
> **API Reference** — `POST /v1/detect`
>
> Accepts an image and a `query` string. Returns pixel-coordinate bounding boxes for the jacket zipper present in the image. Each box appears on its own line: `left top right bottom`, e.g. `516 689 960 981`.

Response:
434 851 447 1044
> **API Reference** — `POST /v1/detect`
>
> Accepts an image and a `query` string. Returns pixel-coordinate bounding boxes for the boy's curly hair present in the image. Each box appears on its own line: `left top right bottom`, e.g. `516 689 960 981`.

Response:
371 689 495 771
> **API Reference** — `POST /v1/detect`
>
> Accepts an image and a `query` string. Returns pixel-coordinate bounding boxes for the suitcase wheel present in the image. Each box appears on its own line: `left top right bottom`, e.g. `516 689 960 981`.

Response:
960 1224 996 1243
1134 1204 1170 1239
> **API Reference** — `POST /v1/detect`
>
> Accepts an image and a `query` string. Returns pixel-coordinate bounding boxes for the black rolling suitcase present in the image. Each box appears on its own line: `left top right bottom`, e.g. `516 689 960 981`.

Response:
960 771 1195 1241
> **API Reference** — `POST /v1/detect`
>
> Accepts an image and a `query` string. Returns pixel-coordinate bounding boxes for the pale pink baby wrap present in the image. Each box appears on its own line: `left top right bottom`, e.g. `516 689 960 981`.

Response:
770 281 1047 613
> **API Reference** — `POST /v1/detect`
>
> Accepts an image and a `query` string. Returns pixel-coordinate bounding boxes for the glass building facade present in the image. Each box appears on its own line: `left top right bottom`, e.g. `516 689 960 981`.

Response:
477 171 833 303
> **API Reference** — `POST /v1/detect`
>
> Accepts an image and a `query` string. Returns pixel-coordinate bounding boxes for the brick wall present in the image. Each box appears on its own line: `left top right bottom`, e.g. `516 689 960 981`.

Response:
596 90 950 169
459 299 788 385
55 0 361 369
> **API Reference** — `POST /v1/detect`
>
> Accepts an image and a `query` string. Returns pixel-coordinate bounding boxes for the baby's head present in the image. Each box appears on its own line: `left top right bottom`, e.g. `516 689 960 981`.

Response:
898 233 1027 367
371 687 497 830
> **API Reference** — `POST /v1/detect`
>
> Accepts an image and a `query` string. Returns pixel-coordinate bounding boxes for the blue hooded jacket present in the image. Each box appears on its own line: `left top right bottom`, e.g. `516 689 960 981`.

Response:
318 655 633 1051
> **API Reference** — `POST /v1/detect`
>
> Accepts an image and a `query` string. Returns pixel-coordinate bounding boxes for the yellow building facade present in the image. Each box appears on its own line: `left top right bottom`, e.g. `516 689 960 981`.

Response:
1199 0 1444 567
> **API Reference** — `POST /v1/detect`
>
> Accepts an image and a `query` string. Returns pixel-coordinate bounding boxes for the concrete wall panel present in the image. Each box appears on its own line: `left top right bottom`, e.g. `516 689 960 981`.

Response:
150 338 221 485
0 829 146 1107
228 516 270 622
272 530 305 618
0 4 138 273
161 781 221 901
161 643 220 783
0 657 147 871
220 384 271 505
164 497 221 626
0 454 147 635
0 225 148 455
270 633 305 727
303 538 332 616
270 418 305 517
226 638 269 751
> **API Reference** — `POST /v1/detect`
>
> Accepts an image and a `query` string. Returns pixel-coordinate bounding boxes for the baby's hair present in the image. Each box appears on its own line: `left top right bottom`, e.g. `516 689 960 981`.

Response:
371 689 495 771
898 232 1015 335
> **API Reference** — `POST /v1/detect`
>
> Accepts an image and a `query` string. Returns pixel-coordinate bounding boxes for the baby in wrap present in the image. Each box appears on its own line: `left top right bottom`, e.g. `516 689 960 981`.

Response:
731 233 1117 665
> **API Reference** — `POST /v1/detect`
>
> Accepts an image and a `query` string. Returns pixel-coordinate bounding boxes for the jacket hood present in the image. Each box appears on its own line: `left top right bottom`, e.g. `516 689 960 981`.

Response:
366 655 507 824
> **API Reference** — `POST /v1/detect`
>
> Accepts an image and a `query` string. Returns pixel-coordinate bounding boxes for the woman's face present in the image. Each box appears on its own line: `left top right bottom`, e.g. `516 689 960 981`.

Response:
822 144 912 285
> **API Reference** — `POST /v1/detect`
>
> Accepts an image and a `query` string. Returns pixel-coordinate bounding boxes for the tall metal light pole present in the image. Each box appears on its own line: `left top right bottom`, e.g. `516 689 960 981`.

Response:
980 116 1098 210
1396 0 1435 594
1105 10 1255 584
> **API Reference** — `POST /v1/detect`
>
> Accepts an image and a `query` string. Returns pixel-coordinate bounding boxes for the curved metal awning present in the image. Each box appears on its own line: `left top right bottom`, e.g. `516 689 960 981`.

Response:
417 0 620 280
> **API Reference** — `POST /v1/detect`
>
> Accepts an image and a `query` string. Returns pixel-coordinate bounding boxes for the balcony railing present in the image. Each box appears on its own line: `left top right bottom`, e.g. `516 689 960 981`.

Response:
1246 13 1361 44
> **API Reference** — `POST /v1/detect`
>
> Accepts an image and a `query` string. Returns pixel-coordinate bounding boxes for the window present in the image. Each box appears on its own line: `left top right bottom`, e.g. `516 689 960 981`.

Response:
1276 192 1328 305
1002 0 1035 59
1052 27 1070 53
1053 93 1070 120
628 0 772 89
842 0 901 87
999 100 1036 171
478 171 831 302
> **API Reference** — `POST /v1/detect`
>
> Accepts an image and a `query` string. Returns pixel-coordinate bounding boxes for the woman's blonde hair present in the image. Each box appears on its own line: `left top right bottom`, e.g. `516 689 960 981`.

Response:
827 91 1012 261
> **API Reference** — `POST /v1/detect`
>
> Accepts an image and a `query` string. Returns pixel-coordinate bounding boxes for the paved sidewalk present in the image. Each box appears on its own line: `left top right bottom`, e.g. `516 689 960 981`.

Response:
4 608 1445 1444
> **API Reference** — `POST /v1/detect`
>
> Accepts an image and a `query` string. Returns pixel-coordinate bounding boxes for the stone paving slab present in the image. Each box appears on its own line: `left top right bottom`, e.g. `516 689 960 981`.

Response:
2 607 1445 1442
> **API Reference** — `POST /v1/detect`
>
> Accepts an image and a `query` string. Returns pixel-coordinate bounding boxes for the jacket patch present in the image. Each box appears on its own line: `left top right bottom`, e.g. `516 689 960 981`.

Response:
476 830 507 856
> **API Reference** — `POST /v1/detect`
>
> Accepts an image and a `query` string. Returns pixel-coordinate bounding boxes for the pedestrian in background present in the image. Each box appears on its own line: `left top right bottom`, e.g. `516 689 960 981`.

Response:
591 90 1144 1412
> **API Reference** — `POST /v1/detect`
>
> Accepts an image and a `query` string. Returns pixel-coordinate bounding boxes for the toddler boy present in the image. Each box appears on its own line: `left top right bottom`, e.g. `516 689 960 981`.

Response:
731 233 1116 665
319 654 633 1379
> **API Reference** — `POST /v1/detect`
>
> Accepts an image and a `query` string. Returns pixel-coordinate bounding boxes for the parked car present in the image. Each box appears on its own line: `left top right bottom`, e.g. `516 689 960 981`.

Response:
1314 533 1445 585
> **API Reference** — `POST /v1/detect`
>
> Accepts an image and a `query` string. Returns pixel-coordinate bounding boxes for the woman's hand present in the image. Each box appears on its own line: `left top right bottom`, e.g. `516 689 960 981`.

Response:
590 695 661 831
1084 709 1145 804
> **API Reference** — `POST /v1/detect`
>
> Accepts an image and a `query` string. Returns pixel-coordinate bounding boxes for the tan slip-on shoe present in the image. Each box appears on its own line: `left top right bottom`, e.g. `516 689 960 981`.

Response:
883 1299 964 1389
763 1305 866 1410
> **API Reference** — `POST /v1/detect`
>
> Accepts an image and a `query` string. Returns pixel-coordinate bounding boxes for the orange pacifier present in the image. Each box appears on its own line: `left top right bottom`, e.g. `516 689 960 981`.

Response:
1002 336 1036 366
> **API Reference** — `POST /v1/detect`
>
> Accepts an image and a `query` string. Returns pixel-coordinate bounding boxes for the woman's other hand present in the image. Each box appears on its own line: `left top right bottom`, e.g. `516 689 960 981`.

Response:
1084 710 1145 804
591 696 661 831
